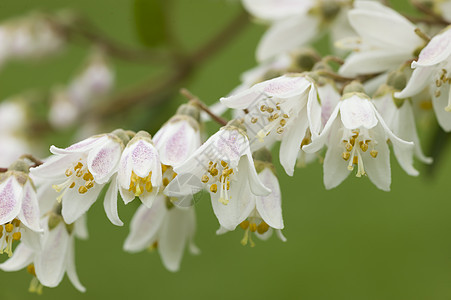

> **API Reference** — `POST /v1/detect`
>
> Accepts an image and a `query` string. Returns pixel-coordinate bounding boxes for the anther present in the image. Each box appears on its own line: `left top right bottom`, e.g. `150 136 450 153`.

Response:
257 222 270 234
12 232 21 241
163 178 170 186
370 150 378 158
210 184 217 193
240 220 250 230
251 117 258 124
201 175 209 183
5 224 13 233
249 223 257 232
65 170 73 177
78 186 88 194
352 156 358 165
360 142 368 152
342 152 350 161
69 182 75 189
345 143 353 152
280 119 286 127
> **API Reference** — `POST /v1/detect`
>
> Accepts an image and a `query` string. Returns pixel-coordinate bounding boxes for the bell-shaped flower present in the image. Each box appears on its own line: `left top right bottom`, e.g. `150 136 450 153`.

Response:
30 129 129 225
373 82 432 164
0 212 87 293
338 1 424 77
165 121 271 229
395 27 451 131
153 104 202 167
123 194 198 272
221 74 322 176
0 160 42 257
117 131 162 208
304 84 417 191
216 162 286 246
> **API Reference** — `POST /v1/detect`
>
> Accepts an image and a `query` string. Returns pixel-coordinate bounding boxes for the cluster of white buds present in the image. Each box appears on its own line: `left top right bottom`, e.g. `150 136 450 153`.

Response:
1 0 451 295
0 13 65 69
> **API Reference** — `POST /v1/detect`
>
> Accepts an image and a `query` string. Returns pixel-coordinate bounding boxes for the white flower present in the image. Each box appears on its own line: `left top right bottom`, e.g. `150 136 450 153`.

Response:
221 74 322 176
123 194 198 272
0 164 42 257
243 0 348 62
395 27 451 131
304 90 417 191
165 123 271 230
0 215 87 293
153 115 201 167
338 1 424 77
216 166 286 246
117 131 162 208
373 91 432 164
30 131 128 225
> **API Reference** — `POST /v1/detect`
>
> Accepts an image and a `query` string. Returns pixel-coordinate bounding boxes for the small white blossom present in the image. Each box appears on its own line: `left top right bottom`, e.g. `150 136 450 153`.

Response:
117 131 162 208
31 131 128 225
165 123 271 230
395 27 451 131
0 161 42 257
123 194 198 272
338 1 424 76
216 166 286 246
304 90 417 191
0 215 87 293
221 74 322 176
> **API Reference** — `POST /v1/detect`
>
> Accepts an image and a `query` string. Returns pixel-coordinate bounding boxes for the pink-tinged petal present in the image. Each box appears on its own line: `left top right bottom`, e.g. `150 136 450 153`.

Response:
280 110 309 176
66 237 86 293
256 168 283 229
257 15 319 62
211 129 250 166
128 140 160 179
156 121 200 167
414 28 451 67
35 222 69 288
0 243 34 271
87 137 122 184
123 195 167 253
340 96 378 130
318 84 341 127
158 207 192 272
61 183 103 224
50 136 105 155
18 180 42 232
0 176 22 224
242 0 313 20
104 175 123 226
117 146 133 190
395 67 434 99
221 88 268 110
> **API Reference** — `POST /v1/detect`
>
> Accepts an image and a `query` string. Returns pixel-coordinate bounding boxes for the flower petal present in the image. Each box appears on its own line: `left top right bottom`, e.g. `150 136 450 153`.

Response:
158 207 192 272
256 15 319 62
243 153 271 196
395 67 434 99
65 236 86 292
35 222 69 288
414 28 451 67
61 183 103 224
432 82 451 132
279 109 309 176
255 168 283 229
50 136 105 155
123 195 167 252
242 0 313 20
0 243 34 271
73 214 89 240
18 179 42 232
104 175 123 226
0 176 22 225
322 121 351 189
87 137 122 184
340 96 378 130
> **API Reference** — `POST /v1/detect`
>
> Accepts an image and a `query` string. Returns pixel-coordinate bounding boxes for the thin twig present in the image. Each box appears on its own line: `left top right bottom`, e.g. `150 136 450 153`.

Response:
180 89 228 126
93 10 249 119
0 168 7 173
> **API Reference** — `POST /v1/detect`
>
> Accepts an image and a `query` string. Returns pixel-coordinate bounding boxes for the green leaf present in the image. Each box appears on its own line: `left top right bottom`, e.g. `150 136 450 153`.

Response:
133 0 168 48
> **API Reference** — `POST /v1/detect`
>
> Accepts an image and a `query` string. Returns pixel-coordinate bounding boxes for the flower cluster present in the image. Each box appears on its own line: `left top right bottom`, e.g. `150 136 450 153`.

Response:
0 0 451 295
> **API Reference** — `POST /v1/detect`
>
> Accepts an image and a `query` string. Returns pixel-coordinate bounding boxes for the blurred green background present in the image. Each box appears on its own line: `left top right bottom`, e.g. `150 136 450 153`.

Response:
1 0 451 299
